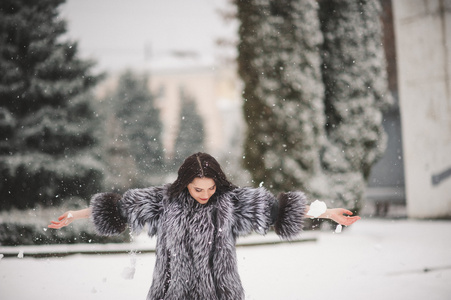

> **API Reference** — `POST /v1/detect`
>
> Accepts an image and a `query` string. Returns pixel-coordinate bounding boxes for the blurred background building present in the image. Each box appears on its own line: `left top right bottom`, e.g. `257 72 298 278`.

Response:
392 0 451 218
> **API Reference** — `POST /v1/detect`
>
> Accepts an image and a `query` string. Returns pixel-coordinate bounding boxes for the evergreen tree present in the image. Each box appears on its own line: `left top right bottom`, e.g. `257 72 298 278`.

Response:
319 0 393 210
100 106 141 193
108 70 164 181
236 0 328 197
173 89 205 168
0 0 103 209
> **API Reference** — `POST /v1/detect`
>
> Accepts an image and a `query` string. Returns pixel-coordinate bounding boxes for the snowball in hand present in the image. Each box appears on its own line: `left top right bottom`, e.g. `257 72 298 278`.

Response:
307 200 327 218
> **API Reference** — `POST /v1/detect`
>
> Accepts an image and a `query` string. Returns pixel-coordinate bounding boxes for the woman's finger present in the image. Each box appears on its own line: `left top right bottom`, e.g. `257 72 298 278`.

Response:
345 216 360 225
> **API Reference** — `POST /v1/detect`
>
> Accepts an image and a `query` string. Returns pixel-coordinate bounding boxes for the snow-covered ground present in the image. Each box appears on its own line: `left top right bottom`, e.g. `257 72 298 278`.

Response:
1 218 450 300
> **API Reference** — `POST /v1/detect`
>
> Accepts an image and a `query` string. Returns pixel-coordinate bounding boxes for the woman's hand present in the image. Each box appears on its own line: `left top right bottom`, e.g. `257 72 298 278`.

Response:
48 208 92 229
48 211 75 229
322 208 361 226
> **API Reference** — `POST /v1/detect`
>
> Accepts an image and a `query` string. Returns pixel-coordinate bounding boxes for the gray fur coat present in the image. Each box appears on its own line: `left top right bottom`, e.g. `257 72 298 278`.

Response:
90 184 307 300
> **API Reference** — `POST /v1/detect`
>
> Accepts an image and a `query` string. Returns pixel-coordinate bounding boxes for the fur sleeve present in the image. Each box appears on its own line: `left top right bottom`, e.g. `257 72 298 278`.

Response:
90 192 127 236
274 191 307 239
119 186 164 236
90 186 164 237
232 187 276 236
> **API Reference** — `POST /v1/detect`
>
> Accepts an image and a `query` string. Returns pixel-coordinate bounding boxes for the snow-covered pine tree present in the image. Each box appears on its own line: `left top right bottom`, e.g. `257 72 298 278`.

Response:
172 89 205 169
319 0 393 211
0 0 104 209
108 70 164 182
99 102 140 193
236 0 328 197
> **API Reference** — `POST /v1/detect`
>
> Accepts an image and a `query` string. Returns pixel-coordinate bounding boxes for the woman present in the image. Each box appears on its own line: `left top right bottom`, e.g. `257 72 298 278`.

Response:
49 152 360 300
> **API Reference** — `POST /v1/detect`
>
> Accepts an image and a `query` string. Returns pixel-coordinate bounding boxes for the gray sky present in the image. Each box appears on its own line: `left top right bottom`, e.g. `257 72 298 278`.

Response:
60 0 237 72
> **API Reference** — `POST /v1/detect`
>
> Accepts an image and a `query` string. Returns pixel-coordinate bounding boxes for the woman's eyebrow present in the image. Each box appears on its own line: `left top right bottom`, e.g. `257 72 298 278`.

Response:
193 184 216 190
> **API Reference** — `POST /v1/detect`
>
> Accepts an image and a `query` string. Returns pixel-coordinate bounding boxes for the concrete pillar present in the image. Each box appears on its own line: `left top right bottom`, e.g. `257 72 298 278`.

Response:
392 0 451 218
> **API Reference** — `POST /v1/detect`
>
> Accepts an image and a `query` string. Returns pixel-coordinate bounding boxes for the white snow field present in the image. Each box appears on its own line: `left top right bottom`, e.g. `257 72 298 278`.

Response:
1 218 450 300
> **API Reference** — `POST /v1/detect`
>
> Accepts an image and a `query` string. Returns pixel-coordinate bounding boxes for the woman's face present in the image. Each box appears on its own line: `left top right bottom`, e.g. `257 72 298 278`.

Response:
187 177 216 205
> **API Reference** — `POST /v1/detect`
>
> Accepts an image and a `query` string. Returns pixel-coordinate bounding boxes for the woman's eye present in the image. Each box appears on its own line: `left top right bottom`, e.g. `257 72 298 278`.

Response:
209 186 216 190
195 189 202 192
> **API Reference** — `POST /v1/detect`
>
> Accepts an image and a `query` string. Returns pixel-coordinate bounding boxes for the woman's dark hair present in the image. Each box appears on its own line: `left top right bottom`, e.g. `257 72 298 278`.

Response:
169 152 236 197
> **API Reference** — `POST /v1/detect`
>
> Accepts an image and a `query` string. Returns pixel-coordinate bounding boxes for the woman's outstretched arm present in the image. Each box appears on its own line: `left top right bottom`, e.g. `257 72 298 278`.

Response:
48 208 92 229
305 206 361 226
48 187 164 236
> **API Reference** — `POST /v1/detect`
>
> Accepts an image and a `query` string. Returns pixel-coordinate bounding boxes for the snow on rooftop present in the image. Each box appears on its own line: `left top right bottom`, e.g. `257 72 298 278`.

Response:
146 53 217 74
